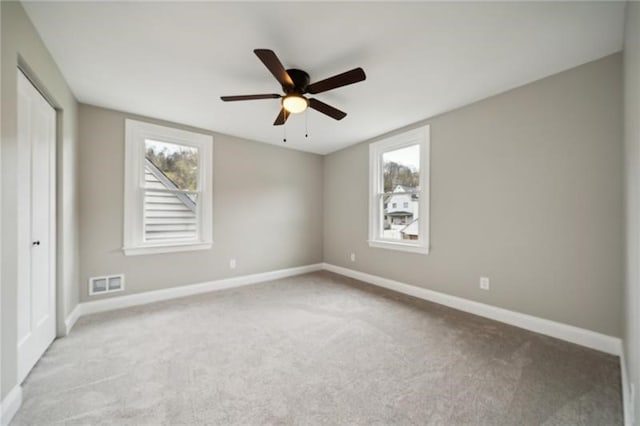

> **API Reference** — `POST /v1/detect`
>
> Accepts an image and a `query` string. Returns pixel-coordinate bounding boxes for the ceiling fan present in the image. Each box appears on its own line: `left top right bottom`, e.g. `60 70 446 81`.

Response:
221 49 366 126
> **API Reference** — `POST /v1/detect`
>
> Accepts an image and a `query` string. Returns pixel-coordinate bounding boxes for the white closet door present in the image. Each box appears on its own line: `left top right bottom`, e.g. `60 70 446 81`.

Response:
17 71 56 384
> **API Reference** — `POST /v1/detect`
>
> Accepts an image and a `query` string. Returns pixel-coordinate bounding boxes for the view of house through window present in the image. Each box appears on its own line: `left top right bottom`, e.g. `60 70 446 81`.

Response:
143 140 200 242
382 144 420 241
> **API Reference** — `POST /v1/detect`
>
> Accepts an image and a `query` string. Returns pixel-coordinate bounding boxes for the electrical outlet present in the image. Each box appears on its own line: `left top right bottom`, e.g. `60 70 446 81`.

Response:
480 277 490 290
350 252 356 262
229 259 236 269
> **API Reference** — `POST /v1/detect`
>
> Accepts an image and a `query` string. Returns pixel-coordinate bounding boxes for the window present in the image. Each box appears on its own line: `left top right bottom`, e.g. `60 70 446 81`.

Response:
124 119 213 255
369 125 429 254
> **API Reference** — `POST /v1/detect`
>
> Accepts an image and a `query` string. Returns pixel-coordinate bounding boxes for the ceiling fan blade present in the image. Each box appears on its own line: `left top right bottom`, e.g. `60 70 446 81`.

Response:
308 98 347 120
307 68 366 94
220 94 281 102
254 49 294 89
273 108 289 126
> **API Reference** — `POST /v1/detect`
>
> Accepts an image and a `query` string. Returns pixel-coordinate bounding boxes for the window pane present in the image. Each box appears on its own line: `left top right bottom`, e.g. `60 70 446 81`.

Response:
381 193 420 241
144 140 200 242
145 139 199 191
382 218 420 241
382 144 420 193
381 144 420 241
144 189 198 242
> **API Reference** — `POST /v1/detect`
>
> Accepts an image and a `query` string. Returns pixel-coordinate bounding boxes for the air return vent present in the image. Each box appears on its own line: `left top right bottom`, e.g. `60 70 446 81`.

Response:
89 274 125 295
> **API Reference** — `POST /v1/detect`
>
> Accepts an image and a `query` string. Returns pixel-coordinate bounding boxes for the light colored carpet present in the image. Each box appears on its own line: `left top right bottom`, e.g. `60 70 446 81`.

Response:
13 271 622 425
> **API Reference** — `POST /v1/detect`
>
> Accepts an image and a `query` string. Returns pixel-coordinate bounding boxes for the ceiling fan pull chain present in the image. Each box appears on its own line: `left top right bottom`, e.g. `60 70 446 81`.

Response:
305 109 309 139
283 122 287 143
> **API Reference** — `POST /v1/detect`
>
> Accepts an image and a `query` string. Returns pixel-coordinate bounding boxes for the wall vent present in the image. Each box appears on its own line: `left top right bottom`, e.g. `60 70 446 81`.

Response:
89 274 125 295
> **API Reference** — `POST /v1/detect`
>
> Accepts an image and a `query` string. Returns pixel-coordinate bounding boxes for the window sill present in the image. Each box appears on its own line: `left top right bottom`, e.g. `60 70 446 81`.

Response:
123 241 212 256
368 240 429 254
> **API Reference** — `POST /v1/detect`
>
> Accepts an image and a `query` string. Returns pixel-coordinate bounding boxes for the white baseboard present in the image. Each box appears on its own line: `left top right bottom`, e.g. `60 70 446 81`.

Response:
322 263 622 356
64 261 621 355
58 260 628 421
64 304 82 336
0 385 22 426
65 263 323 331
621 350 631 426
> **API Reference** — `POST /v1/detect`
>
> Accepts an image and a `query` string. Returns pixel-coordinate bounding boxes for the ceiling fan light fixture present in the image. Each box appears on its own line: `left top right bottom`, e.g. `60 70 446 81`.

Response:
282 94 308 114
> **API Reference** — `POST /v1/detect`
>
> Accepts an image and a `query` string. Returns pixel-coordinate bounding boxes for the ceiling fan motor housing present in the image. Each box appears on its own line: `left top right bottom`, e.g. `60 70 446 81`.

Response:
284 69 310 94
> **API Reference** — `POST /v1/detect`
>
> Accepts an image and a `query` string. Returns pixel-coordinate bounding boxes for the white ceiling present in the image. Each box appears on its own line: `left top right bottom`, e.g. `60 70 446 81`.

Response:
22 1 625 155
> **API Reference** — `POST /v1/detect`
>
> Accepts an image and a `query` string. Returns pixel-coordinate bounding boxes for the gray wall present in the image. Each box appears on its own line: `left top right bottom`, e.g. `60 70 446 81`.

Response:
324 54 623 337
1 2 80 398
623 1 640 420
78 104 324 302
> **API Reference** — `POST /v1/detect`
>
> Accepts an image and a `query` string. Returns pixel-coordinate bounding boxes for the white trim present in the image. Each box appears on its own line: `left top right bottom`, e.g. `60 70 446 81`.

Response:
123 241 212 256
63 261 622 356
73 264 323 317
621 350 629 426
64 304 82 336
322 263 622 355
367 239 429 254
368 125 430 254
621 349 634 426
0 386 22 426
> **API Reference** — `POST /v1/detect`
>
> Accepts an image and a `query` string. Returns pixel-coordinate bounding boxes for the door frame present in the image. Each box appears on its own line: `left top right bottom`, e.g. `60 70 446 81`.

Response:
16 65 60 383
16 62 66 339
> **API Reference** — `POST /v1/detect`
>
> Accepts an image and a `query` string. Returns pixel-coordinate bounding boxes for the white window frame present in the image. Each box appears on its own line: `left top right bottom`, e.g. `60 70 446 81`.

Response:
123 119 213 256
368 125 430 254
